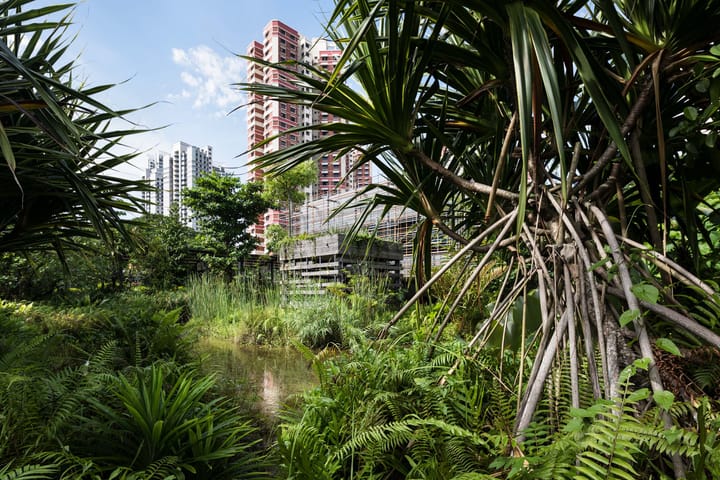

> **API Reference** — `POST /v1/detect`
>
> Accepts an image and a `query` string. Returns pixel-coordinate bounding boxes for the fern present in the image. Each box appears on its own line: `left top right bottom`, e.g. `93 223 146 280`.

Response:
335 416 491 476
279 422 340 479
573 401 643 480
502 359 701 479
0 464 57 480
278 339 505 477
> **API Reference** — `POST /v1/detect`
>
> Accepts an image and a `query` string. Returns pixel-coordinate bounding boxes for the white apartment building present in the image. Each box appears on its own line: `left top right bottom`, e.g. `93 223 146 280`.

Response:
142 141 214 229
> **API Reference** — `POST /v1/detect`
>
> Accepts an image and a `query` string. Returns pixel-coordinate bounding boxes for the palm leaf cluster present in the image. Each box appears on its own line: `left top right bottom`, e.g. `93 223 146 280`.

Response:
0 0 148 256
242 0 720 475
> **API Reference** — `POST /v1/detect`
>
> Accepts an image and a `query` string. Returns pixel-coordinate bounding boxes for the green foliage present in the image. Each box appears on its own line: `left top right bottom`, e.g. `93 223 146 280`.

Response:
265 223 290 256
0 0 147 256
0 464 58 480
493 359 720 479
262 159 317 207
277 340 507 478
285 296 347 349
182 173 272 277
242 3 720 465
75 364 266 479
186 273 397 349
129 208 198 289
186 274 287 343
0 242 126 301
12 292 193 367
0 291 269 478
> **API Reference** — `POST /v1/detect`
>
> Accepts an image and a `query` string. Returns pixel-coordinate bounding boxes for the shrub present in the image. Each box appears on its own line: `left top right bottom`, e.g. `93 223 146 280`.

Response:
278 340 503 478
66 363 268 479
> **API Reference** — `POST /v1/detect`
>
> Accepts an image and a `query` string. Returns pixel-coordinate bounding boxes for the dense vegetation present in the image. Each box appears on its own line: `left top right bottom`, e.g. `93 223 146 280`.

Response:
0 292 271 479
4 0 720 479
243 0 720 478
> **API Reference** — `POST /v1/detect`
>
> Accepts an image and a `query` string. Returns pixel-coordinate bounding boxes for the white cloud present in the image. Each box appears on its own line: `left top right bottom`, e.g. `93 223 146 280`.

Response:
180 72 201 87
170 45 244 111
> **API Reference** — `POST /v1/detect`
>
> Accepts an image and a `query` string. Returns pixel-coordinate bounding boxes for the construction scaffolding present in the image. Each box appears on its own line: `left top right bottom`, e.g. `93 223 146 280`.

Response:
279 233 403 293
287 187 452 276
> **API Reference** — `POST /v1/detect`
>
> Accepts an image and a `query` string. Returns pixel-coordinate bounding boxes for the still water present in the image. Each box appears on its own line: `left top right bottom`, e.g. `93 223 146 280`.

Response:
197 338 318 416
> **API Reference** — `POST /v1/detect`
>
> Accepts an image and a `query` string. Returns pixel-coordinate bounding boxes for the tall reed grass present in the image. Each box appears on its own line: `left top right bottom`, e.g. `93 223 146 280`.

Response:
186 274 285 343
185 273 400 349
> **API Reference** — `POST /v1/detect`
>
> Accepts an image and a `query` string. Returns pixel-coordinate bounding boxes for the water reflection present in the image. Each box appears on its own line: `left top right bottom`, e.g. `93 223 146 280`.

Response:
197 339 318 416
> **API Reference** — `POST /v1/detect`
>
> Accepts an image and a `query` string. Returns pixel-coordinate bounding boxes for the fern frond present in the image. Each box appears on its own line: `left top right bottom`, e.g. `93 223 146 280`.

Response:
0 463 58 480
336 416 489 460
574 403 643 480
136 455 185 479
450 474 498 480
0 334 52 371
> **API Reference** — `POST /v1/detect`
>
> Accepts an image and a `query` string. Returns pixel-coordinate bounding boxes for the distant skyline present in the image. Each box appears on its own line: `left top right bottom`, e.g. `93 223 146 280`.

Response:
40 0 335 178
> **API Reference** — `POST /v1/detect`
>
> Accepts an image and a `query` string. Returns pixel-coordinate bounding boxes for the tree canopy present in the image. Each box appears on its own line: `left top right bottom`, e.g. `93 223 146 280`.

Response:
128 205 197 288
262 159 317 207
182 172 271 276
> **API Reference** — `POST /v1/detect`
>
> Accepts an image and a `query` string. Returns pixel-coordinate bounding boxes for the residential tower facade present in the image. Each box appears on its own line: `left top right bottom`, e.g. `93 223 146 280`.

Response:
142 141 214 229
246 20 372 250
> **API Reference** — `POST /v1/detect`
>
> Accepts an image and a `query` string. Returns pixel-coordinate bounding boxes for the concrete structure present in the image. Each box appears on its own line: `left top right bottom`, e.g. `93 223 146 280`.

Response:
289 187 451 277
278 233 403 294
142 141 214 229
245 20 372 250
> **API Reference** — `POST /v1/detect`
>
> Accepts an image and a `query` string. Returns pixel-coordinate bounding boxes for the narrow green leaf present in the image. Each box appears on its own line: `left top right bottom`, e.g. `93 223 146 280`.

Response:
534 4 633 168
507 3 532 235
524 6 567 200
626 388 650 403
0 121 16 171
589 258 610 271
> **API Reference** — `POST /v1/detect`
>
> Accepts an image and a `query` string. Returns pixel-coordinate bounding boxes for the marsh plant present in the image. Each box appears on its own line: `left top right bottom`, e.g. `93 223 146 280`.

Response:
186 273 399 349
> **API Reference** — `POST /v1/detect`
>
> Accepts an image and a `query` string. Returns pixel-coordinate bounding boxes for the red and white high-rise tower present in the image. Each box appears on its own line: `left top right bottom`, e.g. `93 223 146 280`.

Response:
246 20 372 251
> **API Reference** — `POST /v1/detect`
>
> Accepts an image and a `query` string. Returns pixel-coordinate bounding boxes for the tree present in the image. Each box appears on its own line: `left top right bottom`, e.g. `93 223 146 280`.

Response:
243 1 720 475
182 172 271 277
0 1 147 257
129 205 197 288
262 159 317 237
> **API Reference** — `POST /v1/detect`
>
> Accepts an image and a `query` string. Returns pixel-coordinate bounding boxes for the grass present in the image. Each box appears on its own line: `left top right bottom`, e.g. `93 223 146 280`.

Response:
185 273 400 349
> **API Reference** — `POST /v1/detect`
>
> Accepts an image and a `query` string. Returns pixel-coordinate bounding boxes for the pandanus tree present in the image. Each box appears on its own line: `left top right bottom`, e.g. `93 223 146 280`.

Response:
242 0 720 474
0 1 147 258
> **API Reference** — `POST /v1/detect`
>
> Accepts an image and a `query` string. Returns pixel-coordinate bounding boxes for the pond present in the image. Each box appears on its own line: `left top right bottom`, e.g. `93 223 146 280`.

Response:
196 338 318 417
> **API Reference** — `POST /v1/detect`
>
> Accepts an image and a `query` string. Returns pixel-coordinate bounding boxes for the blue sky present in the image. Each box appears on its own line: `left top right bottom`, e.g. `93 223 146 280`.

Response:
51 0 335 179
